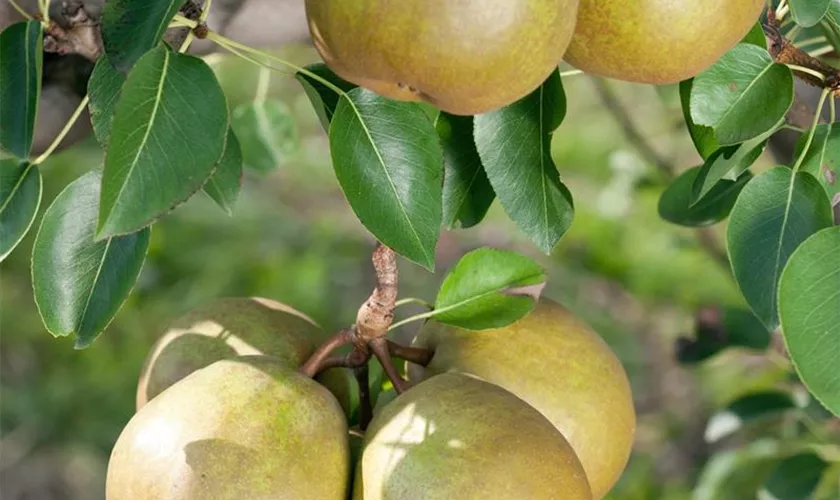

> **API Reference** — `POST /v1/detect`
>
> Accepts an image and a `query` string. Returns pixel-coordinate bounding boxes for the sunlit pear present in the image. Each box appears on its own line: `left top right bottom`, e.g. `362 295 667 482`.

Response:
564 0 765 84
107 356 349 500
353 373 592 500
304 0 580 115
408 299 635 499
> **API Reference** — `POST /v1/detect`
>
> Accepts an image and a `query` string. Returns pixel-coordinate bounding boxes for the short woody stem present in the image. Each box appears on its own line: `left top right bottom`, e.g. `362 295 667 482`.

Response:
355 244 398 343
300 328 353 378
370 338 409 394
354 364 373 430
387 340 434 367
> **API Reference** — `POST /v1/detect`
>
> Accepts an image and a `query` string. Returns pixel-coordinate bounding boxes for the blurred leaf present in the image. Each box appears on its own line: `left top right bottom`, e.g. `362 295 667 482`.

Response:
677 307 771 364
694 439 781 500
100 0 183 72
231 99 299 173
295 63 357 132
742 21 768 49
98 46 228 238
0 160 41 261
0 21 42 158
436 113 495 229
329 88 442 270
680 79 719 159
691 125 778 204
790 0 833 27
203 129 243 215
705 391 797 443
659 166 750 227
432 248 545 330
779 226 840 416
794 123 839 201
726 167 833 330
32 170 151 348
474 70 573 254
87 54 125 147
691 44 793 145
761 452 829 499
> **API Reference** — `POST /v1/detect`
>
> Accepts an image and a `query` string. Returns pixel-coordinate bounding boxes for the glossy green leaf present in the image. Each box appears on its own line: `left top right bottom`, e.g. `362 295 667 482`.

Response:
794 123 839 201
474 70 573 254
679 79 719 159
329 88 442 270
294 63 357 132
0 159 41 261
98 45 228 238
726 167 833 331
658 166 750 227
87 54 125 147
231 99 299 174
691 44 794 145
790 0 833 27
100 0 183 72
437 113 495 229
32 170 151 348
824 1 840 33
742 21 768 49
762 453 829 500
432 248 546 330
694 440 781 500
203 129 243 215
0 21 42 158
704 391 797 443
779 226 840 416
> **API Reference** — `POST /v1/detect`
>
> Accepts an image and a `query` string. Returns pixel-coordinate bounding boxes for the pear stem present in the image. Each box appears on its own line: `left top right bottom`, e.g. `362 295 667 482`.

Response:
300 328 353 378
387 340 434 367
354 364 373 430
370 338 409 394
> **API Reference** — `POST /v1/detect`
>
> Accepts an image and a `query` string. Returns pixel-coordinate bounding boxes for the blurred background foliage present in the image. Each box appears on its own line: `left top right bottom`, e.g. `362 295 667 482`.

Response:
1 44 837 499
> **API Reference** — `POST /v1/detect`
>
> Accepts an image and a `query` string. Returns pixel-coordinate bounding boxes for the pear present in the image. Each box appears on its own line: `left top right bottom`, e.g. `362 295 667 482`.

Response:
135 297 357 418
408 299 635 499
107 356 350 500
304 0 580 115
564 0 765 84
353 373 592 500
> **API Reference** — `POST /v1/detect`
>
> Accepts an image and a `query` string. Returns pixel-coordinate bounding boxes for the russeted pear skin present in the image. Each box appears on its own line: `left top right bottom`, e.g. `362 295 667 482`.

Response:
107 356 349 500
304 0 580 115
353 373 592 500
564 0 766 84
408 299 635 499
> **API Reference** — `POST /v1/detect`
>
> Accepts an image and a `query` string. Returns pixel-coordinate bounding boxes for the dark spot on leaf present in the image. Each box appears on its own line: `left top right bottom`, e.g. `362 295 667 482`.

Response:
823 166 836 185
728 82 738 91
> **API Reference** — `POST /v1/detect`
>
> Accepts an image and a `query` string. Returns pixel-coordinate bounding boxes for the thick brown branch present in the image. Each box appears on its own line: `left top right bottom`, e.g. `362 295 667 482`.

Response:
370 338 409 394
355 244 398 343
387 340 434 367
764 8 840 93
42 2 102 61
300 328 353 378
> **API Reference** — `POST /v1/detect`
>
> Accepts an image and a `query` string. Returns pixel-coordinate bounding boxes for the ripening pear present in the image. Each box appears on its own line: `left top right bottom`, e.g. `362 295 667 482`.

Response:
564 0 765 84
304 0 580 115
408 299 635 499
135 297 356 417
353 373 592 500
107 356 350 500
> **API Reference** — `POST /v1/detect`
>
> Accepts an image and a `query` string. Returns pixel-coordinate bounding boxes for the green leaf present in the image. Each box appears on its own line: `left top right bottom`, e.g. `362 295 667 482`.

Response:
726 167 833 331
230 99 299 174
658 166 750 227
432 248 546 330
742 21 768 49
680 79 719 159
294 63 357 132
203 129 243 215
704 391 797 443
794 123 839 201
474 70 573 254
329 88 442 270
98 45 228 238
0 159 41 261
0 21 42 158
790 0 833 27
694 440 781 500
100 0 183 72
690 44 794 145
87 54 125 147
779 226 840 416
32 170 151 348
691 126 778 204
436 113 495 229
762 453 829 500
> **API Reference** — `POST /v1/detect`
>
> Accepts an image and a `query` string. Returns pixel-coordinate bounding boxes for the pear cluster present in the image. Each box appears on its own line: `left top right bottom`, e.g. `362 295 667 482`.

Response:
305 0 766 115
106 297 635 499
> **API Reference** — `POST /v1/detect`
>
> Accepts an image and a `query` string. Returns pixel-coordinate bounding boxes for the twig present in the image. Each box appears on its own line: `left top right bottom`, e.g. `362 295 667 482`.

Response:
370 338 409 394
355 244 398 343
354 364 373 430
387 340 434 367
300 328 353 377
42 1 103 61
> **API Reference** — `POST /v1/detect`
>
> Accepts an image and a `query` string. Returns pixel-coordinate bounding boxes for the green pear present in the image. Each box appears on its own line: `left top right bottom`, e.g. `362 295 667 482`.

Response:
408 299 635 499
107 356 349 500
135 297 357 418
304 0 580 115
353 373 592 500
564 0 765 84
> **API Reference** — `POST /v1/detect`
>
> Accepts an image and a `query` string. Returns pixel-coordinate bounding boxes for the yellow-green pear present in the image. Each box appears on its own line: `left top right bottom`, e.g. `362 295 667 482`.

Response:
408 299 635 499
107 356 349 500
353 373 592 500
304 0 580 115
564 0 765 84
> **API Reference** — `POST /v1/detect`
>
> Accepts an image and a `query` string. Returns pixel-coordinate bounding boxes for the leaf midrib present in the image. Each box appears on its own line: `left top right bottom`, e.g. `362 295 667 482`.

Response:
712 54 777 132
435 270 545 318
75 237 113 336
0 163 33 214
